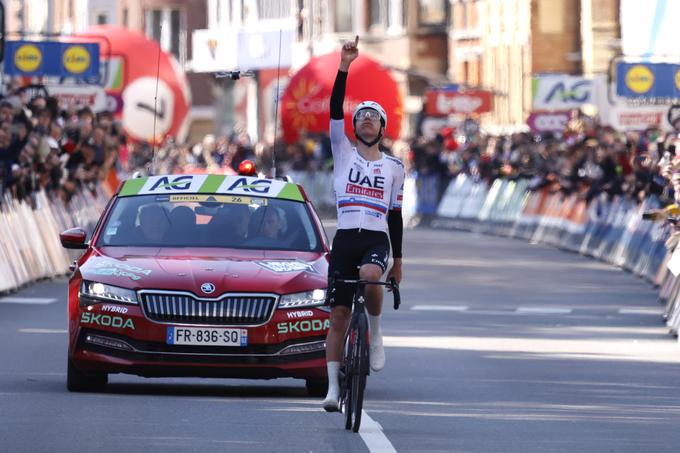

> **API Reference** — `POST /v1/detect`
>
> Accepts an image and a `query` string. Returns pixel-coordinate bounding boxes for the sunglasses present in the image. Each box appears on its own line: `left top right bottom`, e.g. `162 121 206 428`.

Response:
355 109 381 121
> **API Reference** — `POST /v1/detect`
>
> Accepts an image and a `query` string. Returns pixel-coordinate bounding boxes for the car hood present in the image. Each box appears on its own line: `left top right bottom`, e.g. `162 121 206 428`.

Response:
80 247 329 296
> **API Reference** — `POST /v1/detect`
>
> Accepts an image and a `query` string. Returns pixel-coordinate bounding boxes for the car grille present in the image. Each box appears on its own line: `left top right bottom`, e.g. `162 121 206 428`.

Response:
140 292 277 326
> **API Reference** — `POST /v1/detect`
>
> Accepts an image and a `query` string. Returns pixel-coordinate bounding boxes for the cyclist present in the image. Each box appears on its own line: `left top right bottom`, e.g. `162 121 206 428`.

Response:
322 36 405 411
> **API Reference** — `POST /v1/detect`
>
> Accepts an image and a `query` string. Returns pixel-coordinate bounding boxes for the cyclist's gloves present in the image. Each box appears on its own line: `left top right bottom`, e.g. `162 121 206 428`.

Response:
387 209 403 259
330 70 347 120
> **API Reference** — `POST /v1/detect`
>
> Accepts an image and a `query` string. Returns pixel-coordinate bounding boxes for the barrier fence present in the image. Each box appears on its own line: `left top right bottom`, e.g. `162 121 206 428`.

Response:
0 189 109 293
433 174 680 339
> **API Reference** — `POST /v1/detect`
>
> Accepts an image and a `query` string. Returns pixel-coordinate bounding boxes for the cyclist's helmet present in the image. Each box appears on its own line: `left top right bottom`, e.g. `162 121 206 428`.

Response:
352 101 387 129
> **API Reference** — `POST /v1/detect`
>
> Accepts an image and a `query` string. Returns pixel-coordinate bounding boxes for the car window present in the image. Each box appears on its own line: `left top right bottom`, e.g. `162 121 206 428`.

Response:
97 194 321 251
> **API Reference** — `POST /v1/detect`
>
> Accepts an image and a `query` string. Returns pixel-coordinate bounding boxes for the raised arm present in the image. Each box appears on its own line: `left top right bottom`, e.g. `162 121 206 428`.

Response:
330 36 359 147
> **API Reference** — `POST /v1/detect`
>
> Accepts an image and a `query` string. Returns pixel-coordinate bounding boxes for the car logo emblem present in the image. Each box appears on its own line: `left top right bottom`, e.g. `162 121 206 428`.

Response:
201 283 215 294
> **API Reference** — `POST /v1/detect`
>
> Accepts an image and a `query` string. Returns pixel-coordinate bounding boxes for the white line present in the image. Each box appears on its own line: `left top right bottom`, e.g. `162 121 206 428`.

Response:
0 297 57 305
411 305 468 312
19 328 67 334
360 411 397 453
618 308 663 316
516 307 572 315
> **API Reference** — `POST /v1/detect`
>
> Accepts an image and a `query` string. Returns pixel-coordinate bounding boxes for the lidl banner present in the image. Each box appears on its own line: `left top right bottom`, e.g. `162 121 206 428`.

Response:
616 62 680 99
5 40 100 78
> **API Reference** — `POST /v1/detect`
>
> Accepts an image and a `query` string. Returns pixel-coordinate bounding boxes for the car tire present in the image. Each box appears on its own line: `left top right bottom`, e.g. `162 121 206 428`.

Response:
305 378 328 397
67 359 108 392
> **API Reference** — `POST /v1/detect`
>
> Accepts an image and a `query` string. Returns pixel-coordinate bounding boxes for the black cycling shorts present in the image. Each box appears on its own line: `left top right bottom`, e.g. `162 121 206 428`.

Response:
328 228 390 308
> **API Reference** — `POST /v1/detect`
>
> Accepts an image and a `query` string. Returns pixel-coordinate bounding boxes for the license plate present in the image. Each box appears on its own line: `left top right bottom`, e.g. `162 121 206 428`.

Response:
166 327 248 346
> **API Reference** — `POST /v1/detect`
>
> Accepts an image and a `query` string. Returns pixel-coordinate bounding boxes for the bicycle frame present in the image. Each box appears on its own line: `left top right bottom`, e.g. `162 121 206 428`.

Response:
326 274 400 432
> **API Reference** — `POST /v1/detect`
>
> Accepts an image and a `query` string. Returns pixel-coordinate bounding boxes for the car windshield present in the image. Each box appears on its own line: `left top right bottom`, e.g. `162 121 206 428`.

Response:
96 194 322 251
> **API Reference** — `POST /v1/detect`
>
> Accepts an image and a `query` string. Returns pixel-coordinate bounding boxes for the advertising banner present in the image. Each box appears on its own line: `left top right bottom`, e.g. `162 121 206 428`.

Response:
532 76 595 110
45 85 109 112
615 62 680 99
5 40 100 78
424 90 493 115
527 111 571 132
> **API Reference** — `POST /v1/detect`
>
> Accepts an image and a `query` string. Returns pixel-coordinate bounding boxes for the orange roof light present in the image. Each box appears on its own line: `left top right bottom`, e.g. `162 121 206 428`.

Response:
238 160 257 176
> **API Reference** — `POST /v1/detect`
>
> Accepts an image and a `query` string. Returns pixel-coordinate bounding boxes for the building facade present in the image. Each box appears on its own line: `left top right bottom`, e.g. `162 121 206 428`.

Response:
449 0 619 132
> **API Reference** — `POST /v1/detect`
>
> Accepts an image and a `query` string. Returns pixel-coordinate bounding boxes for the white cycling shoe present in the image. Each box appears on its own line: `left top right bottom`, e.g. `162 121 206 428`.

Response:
370 334 385 372
322 389 340 412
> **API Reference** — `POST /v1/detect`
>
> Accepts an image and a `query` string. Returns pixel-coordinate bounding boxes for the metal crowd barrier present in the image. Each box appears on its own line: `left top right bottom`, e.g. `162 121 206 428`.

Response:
433 174 679 337
0 188 109 294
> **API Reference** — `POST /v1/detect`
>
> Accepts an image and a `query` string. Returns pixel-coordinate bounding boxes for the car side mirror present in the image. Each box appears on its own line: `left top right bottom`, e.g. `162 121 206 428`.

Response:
60 228 88 249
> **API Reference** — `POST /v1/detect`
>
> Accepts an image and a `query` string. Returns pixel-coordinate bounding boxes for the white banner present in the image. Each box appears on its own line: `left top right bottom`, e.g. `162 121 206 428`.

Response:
46 85 109 112
532 75 596 110
190 29 238 73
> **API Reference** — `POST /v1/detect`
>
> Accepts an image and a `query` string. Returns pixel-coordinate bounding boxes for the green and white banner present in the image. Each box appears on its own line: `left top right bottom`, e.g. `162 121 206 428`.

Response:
118 175 304 201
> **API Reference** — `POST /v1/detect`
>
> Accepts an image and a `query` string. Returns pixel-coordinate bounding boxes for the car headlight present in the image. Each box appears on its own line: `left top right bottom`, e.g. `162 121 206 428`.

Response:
278 289 326 309
79 280 138 306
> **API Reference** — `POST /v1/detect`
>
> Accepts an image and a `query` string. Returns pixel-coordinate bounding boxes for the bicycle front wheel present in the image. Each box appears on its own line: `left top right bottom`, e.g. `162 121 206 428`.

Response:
342 326 356 430
349 313 369 432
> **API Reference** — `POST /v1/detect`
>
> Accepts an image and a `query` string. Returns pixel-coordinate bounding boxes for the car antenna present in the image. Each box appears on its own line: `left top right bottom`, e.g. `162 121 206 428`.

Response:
271 5 284 179
150 24 163 176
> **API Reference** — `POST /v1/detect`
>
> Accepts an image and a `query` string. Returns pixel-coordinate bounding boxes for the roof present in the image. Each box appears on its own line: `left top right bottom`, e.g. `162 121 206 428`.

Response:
118 174 304 202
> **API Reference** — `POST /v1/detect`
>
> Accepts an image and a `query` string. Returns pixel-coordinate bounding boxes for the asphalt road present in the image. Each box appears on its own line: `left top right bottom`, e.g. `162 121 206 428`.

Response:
2 226 680 452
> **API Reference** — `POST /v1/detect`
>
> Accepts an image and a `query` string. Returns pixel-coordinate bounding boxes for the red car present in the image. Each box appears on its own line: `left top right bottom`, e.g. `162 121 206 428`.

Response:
60 171 330 395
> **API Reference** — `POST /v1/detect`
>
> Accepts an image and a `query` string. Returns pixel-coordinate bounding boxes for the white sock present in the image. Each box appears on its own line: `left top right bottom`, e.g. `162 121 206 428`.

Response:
326 361 341 396
368 314 382 341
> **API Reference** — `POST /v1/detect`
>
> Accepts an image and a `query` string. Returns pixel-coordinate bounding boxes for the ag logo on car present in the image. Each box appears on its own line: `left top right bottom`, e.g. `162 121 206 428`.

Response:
201 282 216 294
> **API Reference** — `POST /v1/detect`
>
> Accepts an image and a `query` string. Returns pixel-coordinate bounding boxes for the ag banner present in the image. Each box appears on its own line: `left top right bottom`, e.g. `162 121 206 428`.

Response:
532 76 595 110
616 62 680 99
5 40 100 78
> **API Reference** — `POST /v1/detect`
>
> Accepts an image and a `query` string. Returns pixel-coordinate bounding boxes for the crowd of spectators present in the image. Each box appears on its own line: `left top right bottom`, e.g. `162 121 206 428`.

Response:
4 84 680 217
0 87 122 206
410 116 680 208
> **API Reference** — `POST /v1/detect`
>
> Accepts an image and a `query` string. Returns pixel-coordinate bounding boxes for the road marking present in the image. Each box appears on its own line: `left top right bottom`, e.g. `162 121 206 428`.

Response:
360 411 397 453
618 308 663 316
411 305 468 312
0 297 57 305
516 307 572 315
19 328 67 334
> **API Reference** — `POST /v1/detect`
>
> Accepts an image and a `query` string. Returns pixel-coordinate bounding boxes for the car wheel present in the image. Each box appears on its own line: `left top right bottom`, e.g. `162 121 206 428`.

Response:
67 359 108 392
305 378 328 397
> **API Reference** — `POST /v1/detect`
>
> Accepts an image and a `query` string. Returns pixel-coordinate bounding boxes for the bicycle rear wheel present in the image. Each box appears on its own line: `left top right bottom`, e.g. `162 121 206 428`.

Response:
349 313 369 432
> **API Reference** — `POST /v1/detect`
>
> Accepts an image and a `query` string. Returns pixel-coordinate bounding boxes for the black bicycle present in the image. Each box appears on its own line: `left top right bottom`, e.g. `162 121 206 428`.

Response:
327 273 400 432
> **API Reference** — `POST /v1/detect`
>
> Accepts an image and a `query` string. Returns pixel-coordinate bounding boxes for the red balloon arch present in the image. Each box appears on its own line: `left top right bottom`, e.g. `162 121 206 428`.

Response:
70 26 191 144
280 52 403 144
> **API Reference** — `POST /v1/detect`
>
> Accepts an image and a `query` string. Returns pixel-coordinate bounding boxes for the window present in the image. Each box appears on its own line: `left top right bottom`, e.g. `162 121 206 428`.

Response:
170 10 181 58
255 0 292 20
241 0 286 22
386 0 406 29
334 0 352 32
369 0 384 27
538 0 565 34
97 13 108 25
150 10 162 42
418 0 446 25
123 8 128 27
98 195 321 252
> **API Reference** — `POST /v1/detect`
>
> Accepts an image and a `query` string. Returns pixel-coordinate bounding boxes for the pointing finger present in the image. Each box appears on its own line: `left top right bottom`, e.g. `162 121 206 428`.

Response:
354 35 359 47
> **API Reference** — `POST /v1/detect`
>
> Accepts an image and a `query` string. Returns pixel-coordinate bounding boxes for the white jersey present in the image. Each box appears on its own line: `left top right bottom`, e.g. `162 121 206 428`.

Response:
330 119 405 233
